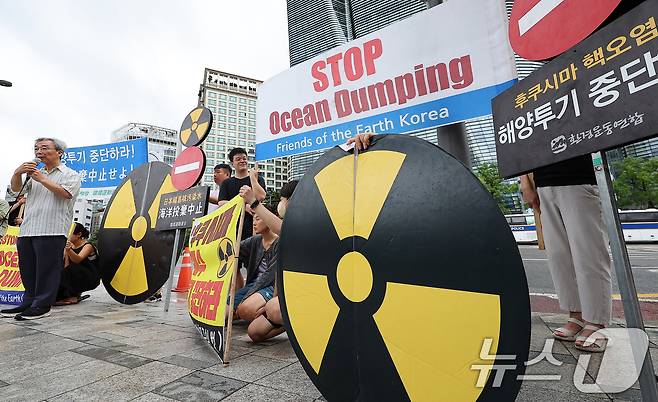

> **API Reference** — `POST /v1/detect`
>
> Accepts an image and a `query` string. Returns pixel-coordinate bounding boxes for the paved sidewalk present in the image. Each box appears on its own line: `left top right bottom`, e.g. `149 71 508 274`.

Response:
0 288 656 401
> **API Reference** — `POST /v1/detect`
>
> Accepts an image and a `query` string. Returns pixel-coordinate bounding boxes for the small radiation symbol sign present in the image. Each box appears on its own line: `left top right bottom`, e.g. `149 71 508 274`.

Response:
217 237 235 279
179 106 213 147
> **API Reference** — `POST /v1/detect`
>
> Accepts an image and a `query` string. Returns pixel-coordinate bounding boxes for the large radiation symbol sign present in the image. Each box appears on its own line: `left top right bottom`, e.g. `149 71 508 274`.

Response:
179 106 213 147
279 135 530 401
98 162 178 304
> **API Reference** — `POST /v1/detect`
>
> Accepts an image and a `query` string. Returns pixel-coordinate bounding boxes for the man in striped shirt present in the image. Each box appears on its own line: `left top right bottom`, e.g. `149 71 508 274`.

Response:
1 138 80 320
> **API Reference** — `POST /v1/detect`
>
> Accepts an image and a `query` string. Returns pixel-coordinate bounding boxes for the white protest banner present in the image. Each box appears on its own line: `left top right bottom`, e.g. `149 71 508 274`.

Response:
256 0 518 160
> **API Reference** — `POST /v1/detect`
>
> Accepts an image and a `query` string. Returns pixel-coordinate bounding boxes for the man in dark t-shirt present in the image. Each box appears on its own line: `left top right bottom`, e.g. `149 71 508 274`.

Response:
218 147 266 241
521 155 611 353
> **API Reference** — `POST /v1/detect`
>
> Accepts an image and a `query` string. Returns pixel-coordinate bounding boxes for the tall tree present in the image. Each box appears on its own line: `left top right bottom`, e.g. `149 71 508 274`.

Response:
612 157 658 209
475 163 519 214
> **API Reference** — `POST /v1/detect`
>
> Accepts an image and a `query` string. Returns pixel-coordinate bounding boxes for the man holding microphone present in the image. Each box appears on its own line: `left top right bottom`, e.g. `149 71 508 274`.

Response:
1 138 80 320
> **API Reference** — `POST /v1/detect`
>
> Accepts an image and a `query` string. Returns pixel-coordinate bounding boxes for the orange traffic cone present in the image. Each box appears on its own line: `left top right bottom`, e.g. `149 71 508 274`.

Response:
173 247 192 292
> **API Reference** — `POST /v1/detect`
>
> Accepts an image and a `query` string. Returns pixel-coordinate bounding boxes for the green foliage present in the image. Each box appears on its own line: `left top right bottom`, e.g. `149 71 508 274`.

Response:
612 157 658 209
475 163 519 214
266 190 281 208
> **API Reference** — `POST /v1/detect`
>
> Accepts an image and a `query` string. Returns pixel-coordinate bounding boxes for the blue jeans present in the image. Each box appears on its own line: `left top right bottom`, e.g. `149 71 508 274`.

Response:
231 282 274 309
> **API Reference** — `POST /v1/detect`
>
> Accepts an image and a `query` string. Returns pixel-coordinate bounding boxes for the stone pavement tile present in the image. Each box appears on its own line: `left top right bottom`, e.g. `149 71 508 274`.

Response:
174 344 222 364
225 344 261 360
609 388 644 401
129 393 179 402
152 371 246 401
205 354 292 382
1 359 127 401
72 344 153 369
222 383 315 402
230 332 284 351
529 320 570 356
0 350 93 383
94 331 130 342
250 339 298 362
82 337 130 349
0 323 40 341
255 362 322 399
159 355 217 371
127 337 207 360
521 359 605 395
516 383 611 401
0 333 86 361
49 361 191 402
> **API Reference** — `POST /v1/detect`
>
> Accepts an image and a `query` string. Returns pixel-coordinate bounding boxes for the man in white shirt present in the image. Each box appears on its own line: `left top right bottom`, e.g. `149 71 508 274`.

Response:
207 163 232 214
1 138 80 320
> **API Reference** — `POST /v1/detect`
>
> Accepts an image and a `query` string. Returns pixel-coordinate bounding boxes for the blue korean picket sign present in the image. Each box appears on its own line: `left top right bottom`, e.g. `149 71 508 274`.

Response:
61 138 148 188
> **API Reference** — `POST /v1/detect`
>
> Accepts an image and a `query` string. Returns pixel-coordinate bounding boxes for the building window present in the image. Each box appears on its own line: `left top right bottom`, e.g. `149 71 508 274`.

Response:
229 124 236 130
249 100 256 105
208 99 217 105
239 98 246 104
219 101 227 107
248 113 255 119
238 118 246 125
219 94 227 99
218 116 226 122
208 92 217 98
229 110 236 116
219 108 226 114
229 96 237 102
229 103 236 109
239 105 246 111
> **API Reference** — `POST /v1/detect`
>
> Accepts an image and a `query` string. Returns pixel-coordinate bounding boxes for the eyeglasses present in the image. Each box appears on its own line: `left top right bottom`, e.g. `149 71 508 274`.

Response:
34 146 55 152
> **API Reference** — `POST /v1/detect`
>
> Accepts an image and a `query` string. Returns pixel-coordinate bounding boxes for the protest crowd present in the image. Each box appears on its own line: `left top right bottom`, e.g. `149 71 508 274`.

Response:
0 135 615 355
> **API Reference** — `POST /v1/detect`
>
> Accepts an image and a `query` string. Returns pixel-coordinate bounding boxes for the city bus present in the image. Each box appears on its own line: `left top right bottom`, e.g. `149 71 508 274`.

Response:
505 210 658 243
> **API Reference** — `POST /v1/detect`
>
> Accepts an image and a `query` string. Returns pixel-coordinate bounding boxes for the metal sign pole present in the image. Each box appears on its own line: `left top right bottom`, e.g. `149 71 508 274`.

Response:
163 229 182 312
591 151 658 400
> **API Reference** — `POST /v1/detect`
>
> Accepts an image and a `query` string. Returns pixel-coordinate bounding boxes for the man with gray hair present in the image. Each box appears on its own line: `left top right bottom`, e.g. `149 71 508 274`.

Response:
1 138 80 320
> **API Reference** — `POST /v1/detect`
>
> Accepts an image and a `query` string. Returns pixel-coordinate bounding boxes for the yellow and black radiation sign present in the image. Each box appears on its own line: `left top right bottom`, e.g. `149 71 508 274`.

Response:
98 162 178 304
279 135 530 402
216 237 234 279
179 106 213 147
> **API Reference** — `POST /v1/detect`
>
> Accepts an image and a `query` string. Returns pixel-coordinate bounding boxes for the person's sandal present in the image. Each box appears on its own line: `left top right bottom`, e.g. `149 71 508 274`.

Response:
553 318 585 341
575 325 608 353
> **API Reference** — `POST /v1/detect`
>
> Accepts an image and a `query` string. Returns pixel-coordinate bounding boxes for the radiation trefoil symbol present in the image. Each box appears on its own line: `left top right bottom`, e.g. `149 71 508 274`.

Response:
217 237 235 279
98 162 178 304
179 106 213 147
279 136 530 402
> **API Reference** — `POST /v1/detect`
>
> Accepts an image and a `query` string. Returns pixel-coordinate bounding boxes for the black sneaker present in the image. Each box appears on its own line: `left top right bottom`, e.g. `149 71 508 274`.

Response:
15 307 51 321
1 305 29 318
144 293 162 303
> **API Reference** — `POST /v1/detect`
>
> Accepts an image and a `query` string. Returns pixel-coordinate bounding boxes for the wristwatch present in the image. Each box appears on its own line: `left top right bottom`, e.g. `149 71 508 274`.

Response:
250 199 260 209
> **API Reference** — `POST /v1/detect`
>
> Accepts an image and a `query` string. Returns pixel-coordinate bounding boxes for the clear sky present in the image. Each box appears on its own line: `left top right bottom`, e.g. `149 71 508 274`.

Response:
0 0 290 194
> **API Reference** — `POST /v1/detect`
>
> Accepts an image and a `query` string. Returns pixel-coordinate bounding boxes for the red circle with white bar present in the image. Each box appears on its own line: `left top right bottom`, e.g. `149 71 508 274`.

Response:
509 0 621 61
171 146 206 191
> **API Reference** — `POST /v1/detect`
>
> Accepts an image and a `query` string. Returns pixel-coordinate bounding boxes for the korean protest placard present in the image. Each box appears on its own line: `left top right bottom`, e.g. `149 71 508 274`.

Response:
493 0 658 178
187 195 243 361
61 138 148 201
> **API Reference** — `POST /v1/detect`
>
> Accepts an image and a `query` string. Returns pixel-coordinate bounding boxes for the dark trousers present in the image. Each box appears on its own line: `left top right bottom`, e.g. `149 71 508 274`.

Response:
17 236 67 308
